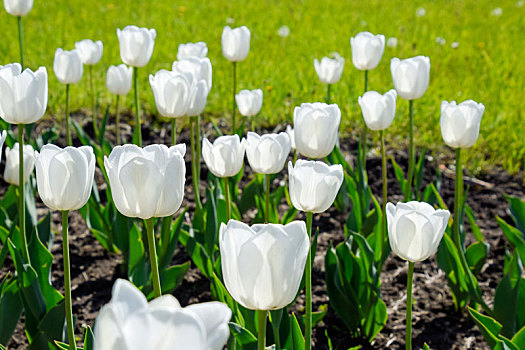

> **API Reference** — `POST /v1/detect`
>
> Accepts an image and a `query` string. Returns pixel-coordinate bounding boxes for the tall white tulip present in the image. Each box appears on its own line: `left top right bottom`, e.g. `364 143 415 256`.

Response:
390 56 430 100
222 26 251 62
350 32 385 71
4 143 34 186
314 55 345 84
235 89 263 116
440 100 485 148
246 132 291 174
288 160 343 213
293 102 341 159
149 70 191 118
0 63 48 124
53 48 83 84
117 25 157 67
104 144 186 220
358 89 397 130
94 279 231 350
35 144 95 211
219 220 309 310
74 39 103 65
172 56 213 91
3 0 32 16
107 64 133 95
177 42 208 60
202 135 246 178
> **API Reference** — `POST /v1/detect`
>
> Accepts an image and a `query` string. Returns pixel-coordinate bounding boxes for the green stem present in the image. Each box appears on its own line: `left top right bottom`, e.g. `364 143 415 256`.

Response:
305 211 313 350
115 95 120 145
405 100 415 200
257 310 267 350
406 261 414 350
66 84 71 146
17 124 30 265
379 130 387 267
265 174 270 223
90 66 98 137
62 211 77 350
232 62 237 133
362 70 368 170
196 115 201 184
145 218 162 298
171 119 176 146
190 117 202 210
17 16 24 69
133 67 142 146
251 117 255 133
325 84 331 104
224 177 231 221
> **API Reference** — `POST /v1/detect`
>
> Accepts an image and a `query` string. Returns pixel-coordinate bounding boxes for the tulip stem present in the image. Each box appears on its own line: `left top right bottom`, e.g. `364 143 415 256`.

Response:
305 211 313 350
405 100 415 200
17 16 24 69
115 95 121 145
145 218 162 298
62 211 77 350
171 119 176 145
190 116 202 210
361 70 369 171
379 129 387 267
17 124 30 265
133 67 142 147
257 310 267 350
232 62 237 133
90 66 98 137
265 174 270 223
406 261 414 350
325 84 331 104
224 177 231 221
196 115 201 183
65 84 72 146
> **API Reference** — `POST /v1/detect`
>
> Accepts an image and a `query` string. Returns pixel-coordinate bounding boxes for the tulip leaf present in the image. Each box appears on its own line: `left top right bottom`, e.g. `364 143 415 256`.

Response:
98 105 110 146
179 228 212 278
158 209 187 272
494 251 522 338
238 178 259 215
37 299 66 344
497 216 525 266
466 241 490 276
390 156 406 196
228 322 257 348
0 274 23 345
465 205 484 243
467 307 519 350
505 195 525 235
83 325 94 350
413 148 427 200
205 186 218 257
290 313 305 350
128 223 148 287
146 261 190 298
512 325 525 349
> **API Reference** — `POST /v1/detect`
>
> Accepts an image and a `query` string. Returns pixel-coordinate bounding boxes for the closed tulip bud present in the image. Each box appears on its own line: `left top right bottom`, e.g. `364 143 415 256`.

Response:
246 132 291 174
286 125 296 150
222 26 251 62
4 143 34 186
35 145 95 211
235 89 262 116
314 55 344 84
74 39 103 65
104 144 186 220
350 32 385 71
177 42 208 60
149 70 191 118
288 160 343 213
106 64 132 95
219 220 309 310
358 89 397 130
3 0 32 16
117 25 156 67
293 102 341 159
440 100 485 148
54 48 83 84
0 63 47 124
390 56 430 100
94 279 231 350
172 56 213 91
202 135 246 178
386 201 450 262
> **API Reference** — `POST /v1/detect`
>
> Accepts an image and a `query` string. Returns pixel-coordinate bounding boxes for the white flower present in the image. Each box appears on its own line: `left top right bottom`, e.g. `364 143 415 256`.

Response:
314 55 344 84
235 89 263 116
440 100 485 148
350 32 385 71
117 25 157 67
74 39 103 65
4 143 35 186
177 42 208 60
416 7 426 17
3 0 33 16
54 48 83 84
286 125 295 150
246 132 291 174
106 64 132 95
278 25 290 38
387 37 398 48
222 26 251 62
451 41 459 49
358 89 397 131
491 7 502 16
149 70 192 118
202 135 246 178
435 37 446 45
390 56 430 100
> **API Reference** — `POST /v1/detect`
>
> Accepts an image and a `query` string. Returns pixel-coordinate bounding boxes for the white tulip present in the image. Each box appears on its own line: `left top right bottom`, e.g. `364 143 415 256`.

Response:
3 0 32 16
235 89 263 116
440 100 485 148
149 70 191 118
202 135 246 178
278 25 290 38
106 64 133 95
35 145 95 211
219 220 309 310
246 132 291 174
0 63 47 124
177 42 208 60
54 48 83 84
94 279 231 350
288 160 343 213
104 144 186 220
286 125 295 150
313 55 344 84
293 102 341 159
172 56 212 91
350 32 385 71
222 26 251 62
387 37 398 48
4 143 34 186
74 39 103 65
117 25 156 67
386 201 450 262
358 89 397 131
390 56 430 100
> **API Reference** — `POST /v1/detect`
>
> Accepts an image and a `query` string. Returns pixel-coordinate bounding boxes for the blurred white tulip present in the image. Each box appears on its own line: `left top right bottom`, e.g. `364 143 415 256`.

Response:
350 32 385 71
440 100 485 148
4 143 34 186
390 56 430 100
54 48 83 84
358 89 397 131
3 0 32 16
177 42 208 60
222 26 251 62
202 135 246 177
117 25 156 67
313 55 344 84
246 132 291 174
235 89 263 116
107 64 132 95
75 39 103 65
149 70 191 118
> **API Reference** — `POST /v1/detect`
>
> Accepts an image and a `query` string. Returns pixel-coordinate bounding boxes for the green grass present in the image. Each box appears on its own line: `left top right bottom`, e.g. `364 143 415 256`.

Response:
0 0 524 173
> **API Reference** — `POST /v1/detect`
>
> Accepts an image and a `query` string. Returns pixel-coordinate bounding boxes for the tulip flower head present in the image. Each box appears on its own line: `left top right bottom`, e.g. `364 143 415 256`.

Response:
107 64 133 95
219 220 309 310
387 37 398 48
117 25 157 67
350 32 385 71
0 63 48 124
4 143 34 186
246 132 291 174
104 144 186 220
313 54 345 84
202 135 246 178
94 279 231 350
286 125 296 150
54 48 83 85
235 89 263 117
74 39 103 65
172 56 213 91
440 100 485 148
3 0 33 16
35 145 95 211
288 160 344 213
386 201 450 262
358 89 397 131
149 70 192 118
222 26 251 62
293 102 341 159
390 56 430 100
177 42 208 60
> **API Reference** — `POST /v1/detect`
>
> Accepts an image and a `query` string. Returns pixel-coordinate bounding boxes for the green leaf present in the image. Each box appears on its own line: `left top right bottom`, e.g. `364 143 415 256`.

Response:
390 156 406 196
290 313 304 350
179 228 212 278
228 322 257 348
128 223 148 288
466 241 490 276
147 261 190 298
494 251 523 338
497 216 525 266
83 325 94 350
468 307 503 348
38 300 66 344
0 275 23 345
506 195 525 234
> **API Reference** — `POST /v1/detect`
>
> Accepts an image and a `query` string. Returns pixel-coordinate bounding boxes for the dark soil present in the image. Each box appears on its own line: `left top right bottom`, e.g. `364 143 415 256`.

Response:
3 112 525 349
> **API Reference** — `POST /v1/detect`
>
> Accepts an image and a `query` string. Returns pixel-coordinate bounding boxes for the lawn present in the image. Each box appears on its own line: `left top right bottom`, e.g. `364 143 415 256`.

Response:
0 0 523 172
